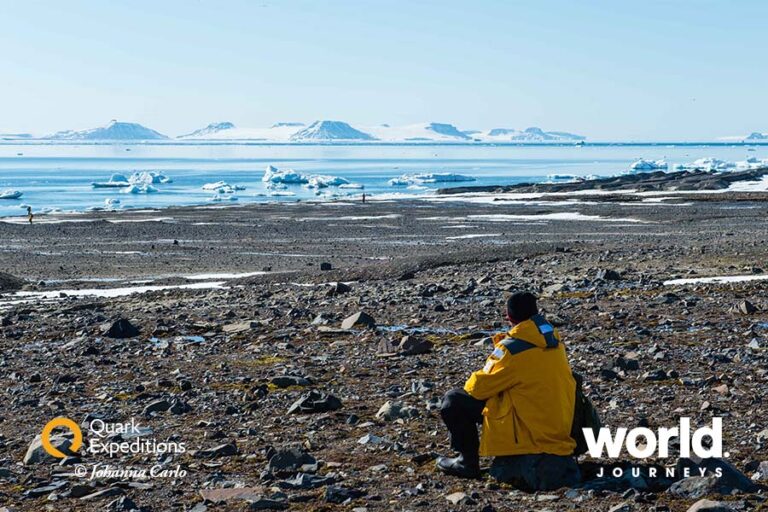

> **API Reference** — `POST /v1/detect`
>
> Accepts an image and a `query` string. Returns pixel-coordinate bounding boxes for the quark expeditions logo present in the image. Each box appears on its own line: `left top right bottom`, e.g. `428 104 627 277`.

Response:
41 417 83 458
584 417 726 479
39 416 187 480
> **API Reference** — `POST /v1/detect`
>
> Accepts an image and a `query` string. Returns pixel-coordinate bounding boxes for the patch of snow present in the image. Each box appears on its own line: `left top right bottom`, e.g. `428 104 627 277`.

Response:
446 233 501 240
467 213 648 223
664 275 768 286
10 281 227 300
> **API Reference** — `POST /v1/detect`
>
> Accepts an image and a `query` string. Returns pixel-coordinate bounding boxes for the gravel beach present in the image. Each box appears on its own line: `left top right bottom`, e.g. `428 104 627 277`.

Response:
1 187 768 511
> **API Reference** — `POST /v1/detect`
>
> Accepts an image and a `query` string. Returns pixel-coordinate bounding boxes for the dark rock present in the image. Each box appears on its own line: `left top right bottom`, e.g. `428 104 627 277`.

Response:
596 269 622 281
326 282 351 296
193 443 238 458
325 486 364 504
142 399 171 416
319 262 332 271
287 390 342 414
267 447 317 474
397 335 433 355
102 318 140 338
270 375 311 388
731 300 757 315
0 272 24 292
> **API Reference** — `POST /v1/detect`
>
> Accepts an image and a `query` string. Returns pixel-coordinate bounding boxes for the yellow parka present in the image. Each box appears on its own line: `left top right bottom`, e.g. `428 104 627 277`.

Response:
464 315 576 457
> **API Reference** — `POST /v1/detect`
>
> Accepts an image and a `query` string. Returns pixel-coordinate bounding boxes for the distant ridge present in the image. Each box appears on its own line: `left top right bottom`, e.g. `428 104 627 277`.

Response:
179 122 235 138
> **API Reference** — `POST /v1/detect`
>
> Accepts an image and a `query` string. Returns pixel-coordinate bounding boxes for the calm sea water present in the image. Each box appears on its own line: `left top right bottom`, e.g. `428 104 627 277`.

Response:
0 143 763 217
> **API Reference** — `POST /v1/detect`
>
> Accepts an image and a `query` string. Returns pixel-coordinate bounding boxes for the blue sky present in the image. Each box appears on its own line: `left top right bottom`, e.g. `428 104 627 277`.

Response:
0 0 765 140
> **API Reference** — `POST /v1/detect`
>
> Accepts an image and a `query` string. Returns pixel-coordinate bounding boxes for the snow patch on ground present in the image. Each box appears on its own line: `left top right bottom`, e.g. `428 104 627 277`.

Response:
664 275 768 286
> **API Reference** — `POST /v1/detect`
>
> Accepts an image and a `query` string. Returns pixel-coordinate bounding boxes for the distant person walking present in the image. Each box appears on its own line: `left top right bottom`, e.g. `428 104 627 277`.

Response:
362 193 366 204
27 206 33 224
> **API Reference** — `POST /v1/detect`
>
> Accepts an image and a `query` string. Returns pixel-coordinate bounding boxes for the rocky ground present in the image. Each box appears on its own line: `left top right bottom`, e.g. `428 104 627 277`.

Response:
1 187 768 511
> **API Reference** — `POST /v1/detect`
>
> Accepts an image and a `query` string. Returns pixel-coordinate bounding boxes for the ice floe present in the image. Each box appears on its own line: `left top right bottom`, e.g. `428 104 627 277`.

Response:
629 159 668 171
0 190 23 200
389 173 476 186
262 165 359 191
93 172 171 189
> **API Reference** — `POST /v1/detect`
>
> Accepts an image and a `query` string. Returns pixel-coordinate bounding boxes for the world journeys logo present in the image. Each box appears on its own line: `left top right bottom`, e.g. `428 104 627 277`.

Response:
583 417 726 478
40 416 188 480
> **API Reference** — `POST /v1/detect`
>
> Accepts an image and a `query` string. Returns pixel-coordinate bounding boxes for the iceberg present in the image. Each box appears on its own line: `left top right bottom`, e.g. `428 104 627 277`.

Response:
262 165 309 185
306 175 350 188
388 173 476 186
122 183 158 194
0 190 23 199
129 171 171 185
630 159 668 171
93 172 171 189
339 183 364 189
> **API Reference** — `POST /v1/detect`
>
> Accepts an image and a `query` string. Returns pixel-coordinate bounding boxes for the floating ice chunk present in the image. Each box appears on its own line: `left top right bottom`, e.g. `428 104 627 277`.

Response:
202 181 244 194
0 190 23 199
305 175 350 188
546 173 580 183
262 165 309 184
122 183 158 194
675 158 735 171
339 183 364 189
389 173 476 186
267 191 296 197
629 159 668 171
129 171 172 185
209 193 239 202
92 174 130 188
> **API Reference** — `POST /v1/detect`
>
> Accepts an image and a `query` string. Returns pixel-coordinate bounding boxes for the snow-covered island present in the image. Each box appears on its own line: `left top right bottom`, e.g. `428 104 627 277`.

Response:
27 119 586 144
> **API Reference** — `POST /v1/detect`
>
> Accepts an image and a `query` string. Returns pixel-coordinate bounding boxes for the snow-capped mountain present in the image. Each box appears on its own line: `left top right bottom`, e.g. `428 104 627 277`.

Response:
178 122 305 141
290 120 375 141
480 126 585 142
365 122 470 141
179 122 235 138
47 120 168 140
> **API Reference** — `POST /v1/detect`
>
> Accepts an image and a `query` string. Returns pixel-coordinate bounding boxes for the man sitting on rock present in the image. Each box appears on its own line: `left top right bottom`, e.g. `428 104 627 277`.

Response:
436 291 580 490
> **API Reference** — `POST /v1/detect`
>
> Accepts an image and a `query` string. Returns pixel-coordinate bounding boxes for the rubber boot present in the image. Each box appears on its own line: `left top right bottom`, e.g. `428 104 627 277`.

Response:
435 453 481 479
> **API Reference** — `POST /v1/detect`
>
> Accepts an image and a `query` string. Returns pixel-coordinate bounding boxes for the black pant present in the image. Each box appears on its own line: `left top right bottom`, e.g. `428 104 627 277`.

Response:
440 388 485 457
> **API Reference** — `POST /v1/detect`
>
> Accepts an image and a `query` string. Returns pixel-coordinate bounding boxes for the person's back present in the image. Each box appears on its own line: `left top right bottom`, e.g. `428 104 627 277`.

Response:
465 315 576 457
436 291 580 490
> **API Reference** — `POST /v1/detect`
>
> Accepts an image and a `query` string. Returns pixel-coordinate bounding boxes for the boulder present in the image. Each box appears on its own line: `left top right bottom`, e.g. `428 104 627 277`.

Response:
596 269 622 281
319 262 332 271
0 272 24 292
341 311 376 330
288 390 342 414
23 434 76 464
397 335 433 355
730 300 757 315
326 282 351 296
267 447 317 474
375 401 420 421
102 318 140 338
686 499 739 512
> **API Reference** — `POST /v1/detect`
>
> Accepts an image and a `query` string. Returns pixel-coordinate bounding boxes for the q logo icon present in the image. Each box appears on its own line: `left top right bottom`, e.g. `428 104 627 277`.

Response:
41 417 83 458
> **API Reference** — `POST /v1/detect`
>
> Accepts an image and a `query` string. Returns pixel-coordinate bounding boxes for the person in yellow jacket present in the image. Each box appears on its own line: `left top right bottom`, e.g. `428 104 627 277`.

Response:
436 291 581 489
